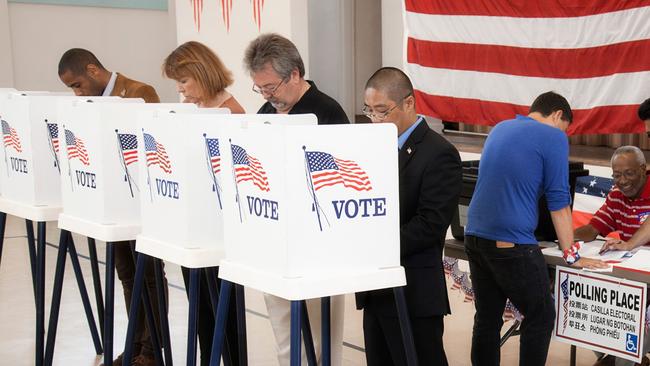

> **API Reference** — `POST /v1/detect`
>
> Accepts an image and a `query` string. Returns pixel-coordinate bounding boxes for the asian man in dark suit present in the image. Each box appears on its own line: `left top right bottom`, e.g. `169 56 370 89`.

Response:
356 67 462 366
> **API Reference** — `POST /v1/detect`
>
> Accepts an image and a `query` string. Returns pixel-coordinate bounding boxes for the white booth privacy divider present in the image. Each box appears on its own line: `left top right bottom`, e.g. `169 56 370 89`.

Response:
0 93 115 212
0 91 116 366
56 100 197 241
124 112 319 366
135 112 316 267
207 122 410 366
219 123 405 300
48 101 208 366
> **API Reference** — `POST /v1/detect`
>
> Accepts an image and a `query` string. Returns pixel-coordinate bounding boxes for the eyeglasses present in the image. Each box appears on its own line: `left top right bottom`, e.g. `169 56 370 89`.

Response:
612 168 643 181
362 93 412 120
362 104 399 120
252 78 287 96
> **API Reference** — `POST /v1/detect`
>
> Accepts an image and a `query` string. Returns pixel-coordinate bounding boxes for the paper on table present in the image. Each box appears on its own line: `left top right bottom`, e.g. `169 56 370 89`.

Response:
613 248 650 274
541 240 635 272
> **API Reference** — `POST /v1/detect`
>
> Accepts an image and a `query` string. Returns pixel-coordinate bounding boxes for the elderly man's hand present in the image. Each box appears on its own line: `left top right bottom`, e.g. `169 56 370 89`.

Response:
599 238 635 254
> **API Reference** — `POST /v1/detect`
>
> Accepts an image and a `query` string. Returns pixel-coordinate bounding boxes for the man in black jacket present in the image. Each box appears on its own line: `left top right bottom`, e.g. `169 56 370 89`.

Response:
243 33 349 366
356 67 462 366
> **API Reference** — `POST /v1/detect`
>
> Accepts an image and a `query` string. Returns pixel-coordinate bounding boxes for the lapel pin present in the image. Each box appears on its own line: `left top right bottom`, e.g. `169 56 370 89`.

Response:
407 147 412 154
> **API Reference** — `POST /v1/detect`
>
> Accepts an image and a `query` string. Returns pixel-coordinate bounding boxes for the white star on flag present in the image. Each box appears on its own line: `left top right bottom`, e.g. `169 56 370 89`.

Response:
582 187 588 194
589 179 597 187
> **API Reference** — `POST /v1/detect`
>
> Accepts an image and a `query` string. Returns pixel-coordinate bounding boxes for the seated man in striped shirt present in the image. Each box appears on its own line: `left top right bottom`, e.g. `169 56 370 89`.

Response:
575 145 650 245
574 145 650 366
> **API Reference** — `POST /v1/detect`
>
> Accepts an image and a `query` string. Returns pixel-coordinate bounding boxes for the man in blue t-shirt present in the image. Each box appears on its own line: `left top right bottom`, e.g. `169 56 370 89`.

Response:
464 91 607 366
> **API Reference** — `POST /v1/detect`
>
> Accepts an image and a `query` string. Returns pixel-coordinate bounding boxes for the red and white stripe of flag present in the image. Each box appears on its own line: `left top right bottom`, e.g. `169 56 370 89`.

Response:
312 158 372 192
404 1 650 135
146 142 172 174
235 153 269 192
191 0 203 31
123 149 138 166
252 0 265 30
4 127 22 153
68 138 89 165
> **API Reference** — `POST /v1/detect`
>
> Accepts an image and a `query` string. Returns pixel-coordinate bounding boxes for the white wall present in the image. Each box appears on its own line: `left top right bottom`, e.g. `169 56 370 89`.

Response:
0 0 15 87
5 1 178 102
307 0 354 120
354 0 382 116
381 0 404 69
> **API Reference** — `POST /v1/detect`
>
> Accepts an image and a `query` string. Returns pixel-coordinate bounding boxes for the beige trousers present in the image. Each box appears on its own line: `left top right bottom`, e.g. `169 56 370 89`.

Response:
264 294 345 366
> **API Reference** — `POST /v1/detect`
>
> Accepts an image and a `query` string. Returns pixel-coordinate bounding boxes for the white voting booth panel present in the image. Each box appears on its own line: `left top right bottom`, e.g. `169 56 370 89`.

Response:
57 100 197 241
135 113 316 268
219 123 406 300
0 93 108 221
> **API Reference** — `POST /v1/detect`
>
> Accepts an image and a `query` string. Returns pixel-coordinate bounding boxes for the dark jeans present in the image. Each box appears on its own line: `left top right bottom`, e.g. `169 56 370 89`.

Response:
115 242 168 357
465 235 555 366
181 266 240 366
363 310 448 366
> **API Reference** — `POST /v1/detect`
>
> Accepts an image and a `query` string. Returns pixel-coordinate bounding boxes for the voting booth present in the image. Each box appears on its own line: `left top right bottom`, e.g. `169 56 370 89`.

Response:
218 123 406 300
0 93 117 219
56 99 197 241
0 92 114 366
0 93 112 208
135 112 316 267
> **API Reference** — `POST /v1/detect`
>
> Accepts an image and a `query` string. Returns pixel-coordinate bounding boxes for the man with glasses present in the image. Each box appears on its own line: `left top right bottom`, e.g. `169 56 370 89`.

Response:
596 99 650 253
243 33 349 366
356 67 461 366
575 146 650 366
465 91 607 366
245 33 349 125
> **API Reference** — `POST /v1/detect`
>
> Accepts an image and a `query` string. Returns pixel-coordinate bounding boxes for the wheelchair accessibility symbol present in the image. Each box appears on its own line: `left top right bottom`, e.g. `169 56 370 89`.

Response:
626 333 639 353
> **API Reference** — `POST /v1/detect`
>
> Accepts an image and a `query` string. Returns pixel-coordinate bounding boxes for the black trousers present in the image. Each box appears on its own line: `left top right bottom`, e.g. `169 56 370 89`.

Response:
465 235 555 366
115 242 168 357
181 266 240 366
362 310 447 366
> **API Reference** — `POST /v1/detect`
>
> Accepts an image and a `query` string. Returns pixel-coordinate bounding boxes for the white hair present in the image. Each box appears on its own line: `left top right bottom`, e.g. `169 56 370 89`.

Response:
611 145 646 166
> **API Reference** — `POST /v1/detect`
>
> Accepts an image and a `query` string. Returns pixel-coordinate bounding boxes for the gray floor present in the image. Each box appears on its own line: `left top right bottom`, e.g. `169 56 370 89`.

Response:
0 214 599 365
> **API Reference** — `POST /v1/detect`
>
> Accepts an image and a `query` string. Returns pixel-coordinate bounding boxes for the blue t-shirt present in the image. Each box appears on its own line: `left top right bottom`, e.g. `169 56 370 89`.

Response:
465 115 571 244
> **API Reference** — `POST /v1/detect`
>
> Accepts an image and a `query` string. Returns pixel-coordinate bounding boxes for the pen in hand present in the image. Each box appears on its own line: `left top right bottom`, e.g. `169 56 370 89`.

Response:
599 238 621 255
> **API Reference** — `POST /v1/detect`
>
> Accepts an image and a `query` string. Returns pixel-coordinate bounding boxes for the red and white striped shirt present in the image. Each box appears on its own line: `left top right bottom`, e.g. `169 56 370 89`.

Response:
590 174 650 244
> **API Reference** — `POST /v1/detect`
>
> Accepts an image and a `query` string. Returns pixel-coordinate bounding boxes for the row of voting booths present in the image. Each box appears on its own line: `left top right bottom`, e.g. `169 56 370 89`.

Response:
0 89 412 366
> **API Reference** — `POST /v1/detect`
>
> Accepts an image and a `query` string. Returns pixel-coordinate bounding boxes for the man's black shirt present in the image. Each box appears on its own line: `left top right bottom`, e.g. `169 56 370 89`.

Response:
257 80 350 125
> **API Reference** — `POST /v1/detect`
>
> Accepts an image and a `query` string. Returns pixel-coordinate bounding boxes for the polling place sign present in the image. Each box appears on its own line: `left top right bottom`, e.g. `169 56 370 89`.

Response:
555 266 646 362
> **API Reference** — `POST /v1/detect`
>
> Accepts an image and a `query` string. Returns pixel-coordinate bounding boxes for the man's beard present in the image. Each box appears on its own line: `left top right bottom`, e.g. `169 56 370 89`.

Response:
269 98 289 112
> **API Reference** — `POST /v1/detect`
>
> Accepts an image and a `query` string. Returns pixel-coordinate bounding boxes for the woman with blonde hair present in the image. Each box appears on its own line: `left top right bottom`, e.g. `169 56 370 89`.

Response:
163 40 244 113
163 40 244 366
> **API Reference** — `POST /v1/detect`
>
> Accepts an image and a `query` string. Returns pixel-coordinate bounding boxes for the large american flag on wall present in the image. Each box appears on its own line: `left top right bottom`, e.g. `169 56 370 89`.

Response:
404 1 650 135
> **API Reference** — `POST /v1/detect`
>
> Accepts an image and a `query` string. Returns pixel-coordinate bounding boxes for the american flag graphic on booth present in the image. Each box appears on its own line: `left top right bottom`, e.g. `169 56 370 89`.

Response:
118 133 138 166
206 137 221 174
143 133 172 173
305 151 372 191
1 120 22 152
64 129 89 165
231 144 270 192
47 122 59 153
